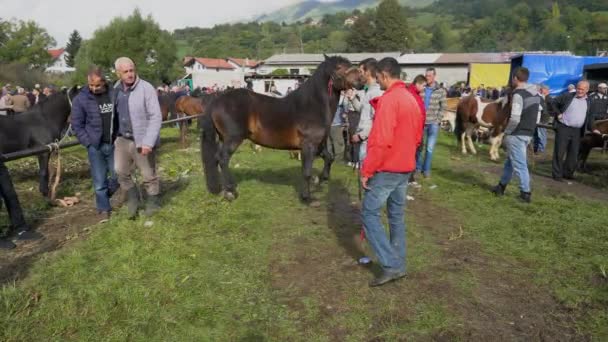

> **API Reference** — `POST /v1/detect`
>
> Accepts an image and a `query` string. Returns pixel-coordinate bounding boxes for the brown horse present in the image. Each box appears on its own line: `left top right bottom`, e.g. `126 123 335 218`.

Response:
200 55 363 203
455 94 512 160
578 119 608 171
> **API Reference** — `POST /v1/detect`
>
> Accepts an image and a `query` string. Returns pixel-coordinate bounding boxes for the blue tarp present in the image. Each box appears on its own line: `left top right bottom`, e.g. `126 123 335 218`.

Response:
510 54 608 95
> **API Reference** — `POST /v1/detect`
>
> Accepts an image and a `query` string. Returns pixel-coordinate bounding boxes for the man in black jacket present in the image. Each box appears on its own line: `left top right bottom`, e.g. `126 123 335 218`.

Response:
551 81 598 181
589 82 608 121
0 160 42 249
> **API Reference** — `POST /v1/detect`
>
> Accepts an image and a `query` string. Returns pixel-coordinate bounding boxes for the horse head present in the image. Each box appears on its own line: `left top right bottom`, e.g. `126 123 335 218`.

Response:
321 55 364 92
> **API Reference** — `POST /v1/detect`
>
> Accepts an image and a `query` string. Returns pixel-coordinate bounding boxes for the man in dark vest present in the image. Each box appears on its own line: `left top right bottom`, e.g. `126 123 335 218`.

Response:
491 67 541 203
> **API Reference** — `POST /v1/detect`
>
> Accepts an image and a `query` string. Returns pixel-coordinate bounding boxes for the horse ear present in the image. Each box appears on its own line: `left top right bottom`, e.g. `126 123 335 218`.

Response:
323 54 329 61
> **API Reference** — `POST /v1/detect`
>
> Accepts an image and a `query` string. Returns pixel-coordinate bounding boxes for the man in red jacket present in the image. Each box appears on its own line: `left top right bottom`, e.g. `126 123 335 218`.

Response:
361 58 422 287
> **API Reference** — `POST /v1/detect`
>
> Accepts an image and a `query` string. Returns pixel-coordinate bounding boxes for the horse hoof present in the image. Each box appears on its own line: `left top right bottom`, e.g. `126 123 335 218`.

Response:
222 191 237 202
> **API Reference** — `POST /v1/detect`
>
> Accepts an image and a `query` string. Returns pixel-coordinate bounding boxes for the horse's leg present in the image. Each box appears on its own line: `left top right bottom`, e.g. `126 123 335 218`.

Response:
319 141 334 183
460 132 467 154
38 152 51 198
494 133 504 160
300 142 316 203
467 130 477 155
217 136 243 201
179 113 188 147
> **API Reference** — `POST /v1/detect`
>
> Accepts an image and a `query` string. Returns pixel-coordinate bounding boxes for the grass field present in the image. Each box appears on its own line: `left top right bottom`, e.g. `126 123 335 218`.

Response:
1 128 607 340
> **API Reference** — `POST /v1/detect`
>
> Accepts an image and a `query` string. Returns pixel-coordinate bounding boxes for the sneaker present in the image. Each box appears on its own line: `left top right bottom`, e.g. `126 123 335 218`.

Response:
369 270 407 287
519 191 531 203
0 239 16 250
97 211 111 223
491 183 506 196
15 229 43 241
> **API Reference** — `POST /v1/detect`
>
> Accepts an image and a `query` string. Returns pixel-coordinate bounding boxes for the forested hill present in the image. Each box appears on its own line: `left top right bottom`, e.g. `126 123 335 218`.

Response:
255 0 434 24
173 0 608 61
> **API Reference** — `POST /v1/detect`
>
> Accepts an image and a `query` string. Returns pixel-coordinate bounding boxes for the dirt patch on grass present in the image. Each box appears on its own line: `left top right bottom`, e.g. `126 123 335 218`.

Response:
269 180 583 340
0 197 101 284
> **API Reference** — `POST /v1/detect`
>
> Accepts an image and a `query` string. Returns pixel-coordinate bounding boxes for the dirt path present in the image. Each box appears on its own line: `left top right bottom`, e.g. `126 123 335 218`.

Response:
269 180 582 340
0 197 101 284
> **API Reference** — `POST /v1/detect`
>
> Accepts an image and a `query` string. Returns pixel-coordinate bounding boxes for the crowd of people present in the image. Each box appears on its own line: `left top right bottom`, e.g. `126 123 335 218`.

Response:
0 84 61 115
1 57 607 290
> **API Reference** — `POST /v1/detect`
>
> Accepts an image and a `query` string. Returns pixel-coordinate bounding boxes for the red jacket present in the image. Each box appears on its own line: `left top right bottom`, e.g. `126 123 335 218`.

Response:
406 83 426 145
362 81 423 178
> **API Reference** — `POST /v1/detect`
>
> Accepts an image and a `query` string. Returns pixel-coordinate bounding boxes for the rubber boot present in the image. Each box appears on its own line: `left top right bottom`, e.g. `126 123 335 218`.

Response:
144 195 161 217
126 187 140 219
0 238 16 249
491 183 506 196
519 191 531 203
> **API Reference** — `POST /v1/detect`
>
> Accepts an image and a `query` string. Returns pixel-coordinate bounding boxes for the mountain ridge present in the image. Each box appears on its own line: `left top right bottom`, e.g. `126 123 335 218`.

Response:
256 0 435 23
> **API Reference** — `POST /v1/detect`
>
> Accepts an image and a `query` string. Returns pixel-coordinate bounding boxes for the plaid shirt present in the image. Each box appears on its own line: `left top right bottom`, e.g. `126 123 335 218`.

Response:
425 83 447 124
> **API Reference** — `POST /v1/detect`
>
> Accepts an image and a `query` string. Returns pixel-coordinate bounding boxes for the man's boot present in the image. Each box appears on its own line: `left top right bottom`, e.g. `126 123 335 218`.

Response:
14 225 43 240
144 195 161 217
519 191 531 203
491 183 507 196
126 187 140 219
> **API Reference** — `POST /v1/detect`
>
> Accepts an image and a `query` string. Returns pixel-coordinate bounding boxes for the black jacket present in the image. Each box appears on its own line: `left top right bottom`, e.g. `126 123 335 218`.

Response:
550 92 594 136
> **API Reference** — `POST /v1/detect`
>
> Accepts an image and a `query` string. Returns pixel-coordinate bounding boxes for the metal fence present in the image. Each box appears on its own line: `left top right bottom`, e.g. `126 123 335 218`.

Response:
1 114 202 162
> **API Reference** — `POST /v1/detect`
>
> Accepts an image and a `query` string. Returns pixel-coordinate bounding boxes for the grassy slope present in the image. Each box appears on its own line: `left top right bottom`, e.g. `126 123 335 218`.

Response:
0 128 607 340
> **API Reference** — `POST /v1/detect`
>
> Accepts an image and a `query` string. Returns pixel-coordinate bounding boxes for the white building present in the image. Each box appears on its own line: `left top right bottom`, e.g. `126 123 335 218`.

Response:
183 57 246 88
247 74 308 96
257 52 402 76
227 58 261 75
45 48 75 73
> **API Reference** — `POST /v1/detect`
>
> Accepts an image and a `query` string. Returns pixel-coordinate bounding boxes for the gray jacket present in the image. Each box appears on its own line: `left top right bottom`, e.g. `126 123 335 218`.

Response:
113 77 162 147
355 83 383 140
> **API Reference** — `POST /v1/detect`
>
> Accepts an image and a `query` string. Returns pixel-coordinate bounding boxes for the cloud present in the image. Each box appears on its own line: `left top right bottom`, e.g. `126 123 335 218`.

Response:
0 0 299 46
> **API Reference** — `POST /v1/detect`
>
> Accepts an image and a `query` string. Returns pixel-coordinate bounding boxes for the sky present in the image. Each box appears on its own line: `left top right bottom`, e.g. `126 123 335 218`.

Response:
0 0 325 46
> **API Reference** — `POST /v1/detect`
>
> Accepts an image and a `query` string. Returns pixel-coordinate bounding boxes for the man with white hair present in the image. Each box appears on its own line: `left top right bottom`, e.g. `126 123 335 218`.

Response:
589 82 608 121
112 57 163 219
551 80 596 181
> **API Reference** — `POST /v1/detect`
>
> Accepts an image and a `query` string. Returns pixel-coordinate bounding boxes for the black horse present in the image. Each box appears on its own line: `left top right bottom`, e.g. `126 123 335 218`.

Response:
200 55 363 203
0 88 77 198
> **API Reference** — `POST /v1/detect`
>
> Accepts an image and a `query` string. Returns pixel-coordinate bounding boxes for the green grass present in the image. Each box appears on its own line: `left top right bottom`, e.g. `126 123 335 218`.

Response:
1 128 607 340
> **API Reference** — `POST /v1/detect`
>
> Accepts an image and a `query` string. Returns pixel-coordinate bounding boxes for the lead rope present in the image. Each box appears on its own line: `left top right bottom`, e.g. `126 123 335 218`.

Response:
48 90 74 203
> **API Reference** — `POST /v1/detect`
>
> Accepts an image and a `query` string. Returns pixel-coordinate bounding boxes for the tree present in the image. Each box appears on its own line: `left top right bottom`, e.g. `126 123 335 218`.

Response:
75 9 177 85
430 22 450 52
346 14 375 52
374 0 411 51
0 20 55 67
64 30 82 67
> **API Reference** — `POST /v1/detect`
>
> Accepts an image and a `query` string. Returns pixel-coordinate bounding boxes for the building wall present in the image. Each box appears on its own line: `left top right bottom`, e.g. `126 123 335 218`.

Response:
400 65 469 86
256 64 315 76
251 79 302 95
192 70 246 88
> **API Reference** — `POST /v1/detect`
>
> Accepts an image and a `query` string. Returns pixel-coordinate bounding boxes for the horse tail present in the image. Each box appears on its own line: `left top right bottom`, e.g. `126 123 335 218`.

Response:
200 106 222 194
454 102 465 143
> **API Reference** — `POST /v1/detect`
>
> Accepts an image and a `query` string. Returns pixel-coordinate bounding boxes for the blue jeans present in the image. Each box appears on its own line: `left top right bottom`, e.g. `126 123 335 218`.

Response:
87 143 118 212
416 123 440 176
361 172 410 273
533 127 547 153
499 135 532 193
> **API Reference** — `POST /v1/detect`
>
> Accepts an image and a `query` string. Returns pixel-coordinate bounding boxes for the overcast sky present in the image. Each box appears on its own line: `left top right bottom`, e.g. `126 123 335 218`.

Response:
0 0 316 46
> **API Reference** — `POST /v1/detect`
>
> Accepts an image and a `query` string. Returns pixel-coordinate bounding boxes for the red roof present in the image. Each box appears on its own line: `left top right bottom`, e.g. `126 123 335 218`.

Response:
184 57 235 70
48 48 65 60
228 58 260 68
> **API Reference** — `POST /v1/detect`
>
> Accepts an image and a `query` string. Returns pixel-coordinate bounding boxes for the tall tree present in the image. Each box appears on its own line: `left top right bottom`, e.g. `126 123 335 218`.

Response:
430 22 450 52
346 14 376 52
75 9 177 84
64 30 82 67
374 0 411 51
0 20 55 67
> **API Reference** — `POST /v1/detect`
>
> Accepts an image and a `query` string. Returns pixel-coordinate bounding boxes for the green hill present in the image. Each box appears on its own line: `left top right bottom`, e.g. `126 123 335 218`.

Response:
256 0 434 23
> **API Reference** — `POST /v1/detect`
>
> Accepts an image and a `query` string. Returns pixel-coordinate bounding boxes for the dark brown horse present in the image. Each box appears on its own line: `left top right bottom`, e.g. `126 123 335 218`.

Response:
455 93 511 161
578 119 608 171
200 55 363 202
